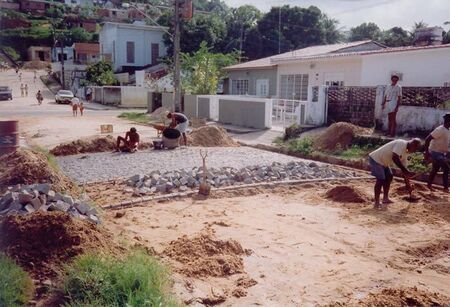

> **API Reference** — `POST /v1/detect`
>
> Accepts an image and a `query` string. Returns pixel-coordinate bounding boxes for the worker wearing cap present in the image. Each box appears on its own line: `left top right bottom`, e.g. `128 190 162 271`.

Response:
424 113 450 192
382 75 402 137
368 138 421 208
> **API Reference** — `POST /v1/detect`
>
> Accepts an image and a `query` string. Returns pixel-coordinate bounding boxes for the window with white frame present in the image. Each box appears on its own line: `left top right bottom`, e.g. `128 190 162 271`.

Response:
279 74 308 100
231 79 249 95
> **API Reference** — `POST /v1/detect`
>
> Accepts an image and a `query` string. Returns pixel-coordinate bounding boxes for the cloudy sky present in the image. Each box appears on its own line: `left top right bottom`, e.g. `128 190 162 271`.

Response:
223 0 450 31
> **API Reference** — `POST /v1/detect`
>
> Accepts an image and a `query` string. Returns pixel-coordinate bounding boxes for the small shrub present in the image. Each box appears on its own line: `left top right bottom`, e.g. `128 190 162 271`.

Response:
283 124 303 141
288 137 314 155
408 152 430 174
3 46 20 61
62 251 179 307
0 254 34 307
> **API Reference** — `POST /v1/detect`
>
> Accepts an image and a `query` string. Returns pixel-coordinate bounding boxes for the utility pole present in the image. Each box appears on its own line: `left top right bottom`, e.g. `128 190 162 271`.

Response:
173 0 181 112
60 41 65 90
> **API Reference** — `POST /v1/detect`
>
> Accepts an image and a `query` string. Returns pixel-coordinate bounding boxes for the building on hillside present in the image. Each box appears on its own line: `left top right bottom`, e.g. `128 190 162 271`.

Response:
52 45 74 62
0 0 20 10
99 22 167 73
74 42 100 64
64 0 93 7
19 0 52 15
223 41 385 97
28 46 51 61
223 40 450 99
65 15 98 33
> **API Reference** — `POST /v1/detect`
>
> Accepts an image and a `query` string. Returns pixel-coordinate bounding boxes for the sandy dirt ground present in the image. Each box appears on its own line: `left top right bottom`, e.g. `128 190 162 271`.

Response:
0 69 157 149
99 180 450 306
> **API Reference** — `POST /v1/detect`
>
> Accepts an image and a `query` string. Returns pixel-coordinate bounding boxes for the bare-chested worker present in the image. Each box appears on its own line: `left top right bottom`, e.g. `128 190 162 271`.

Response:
116 127 140 152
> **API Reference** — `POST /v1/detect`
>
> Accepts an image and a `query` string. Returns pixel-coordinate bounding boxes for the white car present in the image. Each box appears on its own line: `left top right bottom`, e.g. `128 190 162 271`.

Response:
55 90 74 104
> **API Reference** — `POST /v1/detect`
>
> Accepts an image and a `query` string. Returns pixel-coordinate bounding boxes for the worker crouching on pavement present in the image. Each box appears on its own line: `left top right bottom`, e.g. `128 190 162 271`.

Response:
424 113 450 192
167 112 189 146
116 127 140 152
368 138 422 209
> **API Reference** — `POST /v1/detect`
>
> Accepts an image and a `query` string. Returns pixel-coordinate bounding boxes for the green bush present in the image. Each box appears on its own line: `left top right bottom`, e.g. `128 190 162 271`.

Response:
2 46 20 61
335 144 376 160
288 137 314 155
408 152 431 174
62 251 179 307
0 254 34 307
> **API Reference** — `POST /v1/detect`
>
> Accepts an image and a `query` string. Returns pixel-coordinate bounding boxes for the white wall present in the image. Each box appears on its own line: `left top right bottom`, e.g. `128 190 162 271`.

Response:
276 57 363 97
121 86 148 108
100 23 167 71
361 48 450 86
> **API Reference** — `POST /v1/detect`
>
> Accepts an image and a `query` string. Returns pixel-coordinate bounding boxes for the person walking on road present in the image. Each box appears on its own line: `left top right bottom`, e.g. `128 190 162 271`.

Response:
382 75 402 137
79 102 84 116
20 84 25 97
24 84 28 97
71 96 80 117
424 113 450 192
368 138 421 209
36 90 43 105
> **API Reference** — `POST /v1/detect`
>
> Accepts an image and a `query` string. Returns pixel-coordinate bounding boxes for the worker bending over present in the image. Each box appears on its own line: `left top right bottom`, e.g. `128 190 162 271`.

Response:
424 113 450 192
368 138 421 209
167 112 189 146
116 127 140 152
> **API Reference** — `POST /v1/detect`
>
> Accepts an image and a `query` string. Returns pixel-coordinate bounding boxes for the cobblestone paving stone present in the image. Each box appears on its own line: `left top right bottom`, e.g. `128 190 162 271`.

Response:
57 147 331 183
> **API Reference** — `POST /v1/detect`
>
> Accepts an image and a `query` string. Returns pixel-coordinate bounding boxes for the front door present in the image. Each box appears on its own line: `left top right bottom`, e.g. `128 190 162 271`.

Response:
151 43 159 65
256 79 269 97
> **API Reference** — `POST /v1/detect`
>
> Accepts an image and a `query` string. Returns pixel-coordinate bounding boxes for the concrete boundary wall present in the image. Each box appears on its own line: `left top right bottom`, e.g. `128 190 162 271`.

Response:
218 96 272 129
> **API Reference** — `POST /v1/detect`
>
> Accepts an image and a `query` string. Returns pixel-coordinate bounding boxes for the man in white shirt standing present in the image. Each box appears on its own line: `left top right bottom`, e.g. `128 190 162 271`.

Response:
424 113 450 192
382 75 402 137
368 138 421 208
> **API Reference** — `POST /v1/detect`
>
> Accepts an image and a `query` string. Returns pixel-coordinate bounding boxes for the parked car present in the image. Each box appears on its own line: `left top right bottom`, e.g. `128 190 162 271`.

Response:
0 86 12 100
55 90 74 104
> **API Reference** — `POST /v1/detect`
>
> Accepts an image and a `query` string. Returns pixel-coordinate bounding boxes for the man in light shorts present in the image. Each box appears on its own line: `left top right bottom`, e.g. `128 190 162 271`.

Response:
368 138 421 208
424 113 450 192
167 112 189 146
71 96 80 117
382 75 402 137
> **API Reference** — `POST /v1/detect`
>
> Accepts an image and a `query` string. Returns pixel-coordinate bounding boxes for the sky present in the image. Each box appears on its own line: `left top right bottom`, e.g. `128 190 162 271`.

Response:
223 0 450 31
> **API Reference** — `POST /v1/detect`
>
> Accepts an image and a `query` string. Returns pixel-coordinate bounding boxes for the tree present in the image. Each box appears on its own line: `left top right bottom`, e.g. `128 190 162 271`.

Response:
181 41 238 94
349 22 382 42
163 13 227 55
380 27 411 47
85 61 117 86
243 5 327 59
71 27 93 43
221 5 261 54
321 14 343 44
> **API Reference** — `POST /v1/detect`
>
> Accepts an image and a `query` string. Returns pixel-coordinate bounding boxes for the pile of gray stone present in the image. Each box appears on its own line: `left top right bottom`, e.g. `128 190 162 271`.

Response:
126 161 358 195
0 183 100 224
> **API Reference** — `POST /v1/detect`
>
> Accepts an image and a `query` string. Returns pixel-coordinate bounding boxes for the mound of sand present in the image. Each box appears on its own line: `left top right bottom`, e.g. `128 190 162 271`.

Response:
50 135 152 156
0 212 118 281
314 122 371 153
164 228 247 277
403 240 450 259
328 287 450 306
325 185 370 203
0 149 76 194
187 126 239 147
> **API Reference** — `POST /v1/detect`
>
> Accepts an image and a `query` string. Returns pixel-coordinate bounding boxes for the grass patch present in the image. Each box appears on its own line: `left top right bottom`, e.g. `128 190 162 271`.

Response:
61 251 179 307
286 137 314 155
118 112 151 125
334 144 376 160
0 254 34 307
31 146 58 171
408 152 431 174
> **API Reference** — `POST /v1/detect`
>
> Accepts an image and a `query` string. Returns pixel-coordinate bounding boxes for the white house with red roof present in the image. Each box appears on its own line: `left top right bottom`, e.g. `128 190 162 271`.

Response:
223 40 450 100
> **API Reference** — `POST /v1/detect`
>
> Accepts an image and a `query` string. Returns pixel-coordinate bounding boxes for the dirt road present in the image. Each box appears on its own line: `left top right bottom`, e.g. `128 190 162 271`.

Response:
0 69 157 149
101 180 450 306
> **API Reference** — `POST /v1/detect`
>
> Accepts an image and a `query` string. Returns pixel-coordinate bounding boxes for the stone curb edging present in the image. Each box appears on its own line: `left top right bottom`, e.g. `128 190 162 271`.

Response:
102 176 374 210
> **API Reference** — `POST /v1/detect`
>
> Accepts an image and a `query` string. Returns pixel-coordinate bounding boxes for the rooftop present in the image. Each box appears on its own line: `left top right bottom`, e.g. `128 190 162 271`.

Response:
101 21 168 32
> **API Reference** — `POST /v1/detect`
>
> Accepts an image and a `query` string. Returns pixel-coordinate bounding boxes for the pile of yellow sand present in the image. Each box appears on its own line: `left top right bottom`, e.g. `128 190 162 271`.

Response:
187 126 239 147
314 122 371 152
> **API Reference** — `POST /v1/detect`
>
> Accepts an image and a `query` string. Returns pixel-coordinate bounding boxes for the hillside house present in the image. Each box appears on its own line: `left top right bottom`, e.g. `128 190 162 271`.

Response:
28 46 51 61
19 0 52 15
99 22 167 73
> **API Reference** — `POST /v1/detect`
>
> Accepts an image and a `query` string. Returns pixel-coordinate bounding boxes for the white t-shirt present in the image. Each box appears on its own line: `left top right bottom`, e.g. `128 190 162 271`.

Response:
384 84 402 113
369 139 408 167
71 97 80 105
429 125 450 153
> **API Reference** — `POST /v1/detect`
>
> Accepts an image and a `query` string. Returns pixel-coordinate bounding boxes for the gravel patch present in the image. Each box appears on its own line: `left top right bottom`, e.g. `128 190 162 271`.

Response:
57 147 323 183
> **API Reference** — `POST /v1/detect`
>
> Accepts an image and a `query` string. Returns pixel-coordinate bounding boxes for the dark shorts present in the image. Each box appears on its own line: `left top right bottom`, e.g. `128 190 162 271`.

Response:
369 157 392 180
